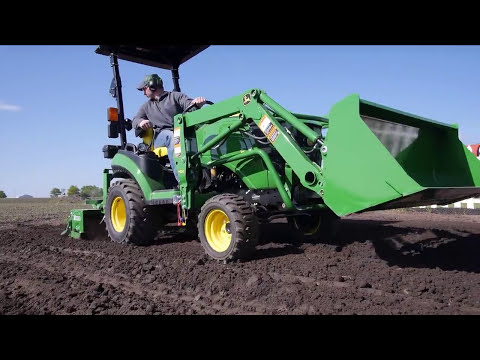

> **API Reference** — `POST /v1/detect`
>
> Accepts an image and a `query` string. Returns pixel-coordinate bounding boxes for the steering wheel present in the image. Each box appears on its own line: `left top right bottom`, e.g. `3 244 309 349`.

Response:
182 100 214 115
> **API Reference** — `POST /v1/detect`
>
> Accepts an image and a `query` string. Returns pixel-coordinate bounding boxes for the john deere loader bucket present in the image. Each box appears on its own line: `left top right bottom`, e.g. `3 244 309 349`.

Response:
321 94 480 217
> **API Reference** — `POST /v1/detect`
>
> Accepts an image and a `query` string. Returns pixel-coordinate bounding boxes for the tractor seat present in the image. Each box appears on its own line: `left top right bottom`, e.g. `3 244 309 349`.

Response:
136 128 168 159
152 147 169 158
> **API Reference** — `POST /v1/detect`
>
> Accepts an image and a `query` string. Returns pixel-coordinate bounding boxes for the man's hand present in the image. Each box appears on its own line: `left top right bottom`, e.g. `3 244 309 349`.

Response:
139 119 153 130
191 97 206 108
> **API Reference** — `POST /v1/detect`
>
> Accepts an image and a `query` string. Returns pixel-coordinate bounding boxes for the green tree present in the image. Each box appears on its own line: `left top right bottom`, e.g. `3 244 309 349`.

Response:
0 190 6 198
80 185 103 199
50 188 61 198
67 185 80 196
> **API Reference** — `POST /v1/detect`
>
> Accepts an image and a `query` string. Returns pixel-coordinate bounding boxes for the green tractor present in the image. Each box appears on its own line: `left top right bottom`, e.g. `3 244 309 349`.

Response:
64 45 480 262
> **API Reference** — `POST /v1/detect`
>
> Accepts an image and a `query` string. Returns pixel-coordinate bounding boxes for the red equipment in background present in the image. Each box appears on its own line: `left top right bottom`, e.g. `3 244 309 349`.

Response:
467 144 480 160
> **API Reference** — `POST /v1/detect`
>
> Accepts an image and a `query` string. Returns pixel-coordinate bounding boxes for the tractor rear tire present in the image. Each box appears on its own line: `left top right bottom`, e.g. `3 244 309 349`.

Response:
105 179 157 246
288 211 339 243
198 194 259 262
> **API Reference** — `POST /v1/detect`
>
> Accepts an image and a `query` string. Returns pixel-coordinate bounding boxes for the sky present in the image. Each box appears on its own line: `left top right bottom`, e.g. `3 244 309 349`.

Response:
1 45 479 198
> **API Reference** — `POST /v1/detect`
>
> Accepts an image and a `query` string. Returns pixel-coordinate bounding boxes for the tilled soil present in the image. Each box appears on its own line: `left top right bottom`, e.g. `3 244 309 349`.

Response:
1 209 479 315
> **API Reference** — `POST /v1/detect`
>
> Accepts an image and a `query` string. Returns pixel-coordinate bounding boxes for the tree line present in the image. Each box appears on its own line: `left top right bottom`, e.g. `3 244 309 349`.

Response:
0 186 102 199
50 185 103 199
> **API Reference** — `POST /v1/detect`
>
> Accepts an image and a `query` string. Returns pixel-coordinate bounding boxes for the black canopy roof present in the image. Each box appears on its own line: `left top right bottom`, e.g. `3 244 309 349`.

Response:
95 45 210 70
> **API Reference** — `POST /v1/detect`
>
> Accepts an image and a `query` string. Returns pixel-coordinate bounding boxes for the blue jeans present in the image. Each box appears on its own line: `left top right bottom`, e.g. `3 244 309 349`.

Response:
155 129 179 183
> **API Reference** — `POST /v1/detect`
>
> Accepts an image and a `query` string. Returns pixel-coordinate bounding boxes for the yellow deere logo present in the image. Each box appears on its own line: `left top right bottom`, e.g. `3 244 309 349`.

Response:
242 94 251 106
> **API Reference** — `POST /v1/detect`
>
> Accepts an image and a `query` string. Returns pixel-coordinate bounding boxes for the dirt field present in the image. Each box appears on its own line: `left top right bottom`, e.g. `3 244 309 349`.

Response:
1 198 479 315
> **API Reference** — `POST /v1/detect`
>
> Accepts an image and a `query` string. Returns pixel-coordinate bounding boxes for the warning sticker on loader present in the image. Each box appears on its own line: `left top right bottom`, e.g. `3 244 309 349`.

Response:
259 115 279 143
174 127 181 157
242 93 251 106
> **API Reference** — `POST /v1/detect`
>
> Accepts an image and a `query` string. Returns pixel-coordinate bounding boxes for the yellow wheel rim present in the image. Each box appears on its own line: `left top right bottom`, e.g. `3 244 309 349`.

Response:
111 196 126 232
204 209 231 253
294 215 321 236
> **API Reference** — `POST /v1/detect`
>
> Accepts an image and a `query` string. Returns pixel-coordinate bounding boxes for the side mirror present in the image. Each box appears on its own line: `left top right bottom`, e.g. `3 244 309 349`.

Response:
125 118 133 131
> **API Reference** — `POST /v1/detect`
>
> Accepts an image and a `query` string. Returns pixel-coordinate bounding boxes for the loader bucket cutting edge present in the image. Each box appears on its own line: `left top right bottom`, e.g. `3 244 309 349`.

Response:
321 94 480 217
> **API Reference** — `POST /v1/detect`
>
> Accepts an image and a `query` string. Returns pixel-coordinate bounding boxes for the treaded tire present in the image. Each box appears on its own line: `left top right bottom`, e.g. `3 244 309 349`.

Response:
198 194 259 262
105 179 157 246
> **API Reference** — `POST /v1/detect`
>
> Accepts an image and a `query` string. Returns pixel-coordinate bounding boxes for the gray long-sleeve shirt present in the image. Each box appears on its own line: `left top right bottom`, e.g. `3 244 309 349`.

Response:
132 91 193 132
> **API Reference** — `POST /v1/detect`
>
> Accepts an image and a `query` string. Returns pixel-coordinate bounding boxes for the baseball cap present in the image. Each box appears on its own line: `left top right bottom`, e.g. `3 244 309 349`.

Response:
137 74 163 91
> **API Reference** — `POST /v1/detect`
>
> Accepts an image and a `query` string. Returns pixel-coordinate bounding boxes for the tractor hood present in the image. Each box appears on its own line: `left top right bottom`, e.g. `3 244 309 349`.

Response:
95 45 210 69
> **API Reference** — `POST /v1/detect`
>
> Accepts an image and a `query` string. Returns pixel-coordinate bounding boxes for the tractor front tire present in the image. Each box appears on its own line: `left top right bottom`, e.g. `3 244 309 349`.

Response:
105 179 157 246
198 194 259 262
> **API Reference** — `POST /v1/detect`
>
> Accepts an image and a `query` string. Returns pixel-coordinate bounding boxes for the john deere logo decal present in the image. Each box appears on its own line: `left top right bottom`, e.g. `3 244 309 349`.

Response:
242 94 251 106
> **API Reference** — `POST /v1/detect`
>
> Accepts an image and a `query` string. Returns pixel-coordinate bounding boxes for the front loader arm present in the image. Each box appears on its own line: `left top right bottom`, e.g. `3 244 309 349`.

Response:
175 89 326 210
241 89 325 193
186 89 326 190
